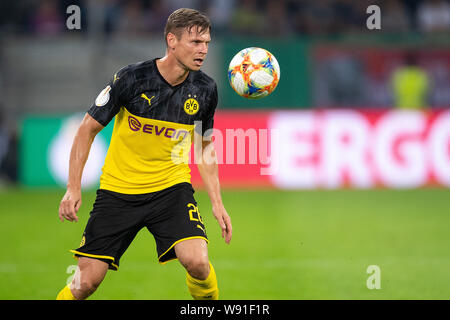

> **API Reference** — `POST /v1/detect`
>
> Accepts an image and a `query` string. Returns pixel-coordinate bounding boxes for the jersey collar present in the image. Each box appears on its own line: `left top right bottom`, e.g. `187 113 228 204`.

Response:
153 58 192 89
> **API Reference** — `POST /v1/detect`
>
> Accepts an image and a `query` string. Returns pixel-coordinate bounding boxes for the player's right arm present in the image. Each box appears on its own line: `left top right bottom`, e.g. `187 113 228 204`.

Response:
58 114 104 222
58 66 130 222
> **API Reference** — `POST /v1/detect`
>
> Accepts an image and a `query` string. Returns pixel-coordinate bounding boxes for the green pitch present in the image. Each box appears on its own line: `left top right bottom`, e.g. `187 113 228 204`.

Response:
0 187 449 299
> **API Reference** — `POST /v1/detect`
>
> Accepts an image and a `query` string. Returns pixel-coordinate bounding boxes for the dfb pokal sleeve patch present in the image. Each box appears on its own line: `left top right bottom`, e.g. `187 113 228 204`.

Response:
95 85 112 107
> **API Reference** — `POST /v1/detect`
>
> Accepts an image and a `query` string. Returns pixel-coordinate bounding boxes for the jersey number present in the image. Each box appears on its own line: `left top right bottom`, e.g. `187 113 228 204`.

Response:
187 203 206 235
187 203 203 223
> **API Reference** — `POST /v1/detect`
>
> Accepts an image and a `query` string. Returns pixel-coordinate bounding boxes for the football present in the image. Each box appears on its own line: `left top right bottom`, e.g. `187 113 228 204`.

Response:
228 47 280 99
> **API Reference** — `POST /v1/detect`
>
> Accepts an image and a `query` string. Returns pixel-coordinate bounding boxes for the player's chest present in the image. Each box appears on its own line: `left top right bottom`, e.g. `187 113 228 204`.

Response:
125 84 209 123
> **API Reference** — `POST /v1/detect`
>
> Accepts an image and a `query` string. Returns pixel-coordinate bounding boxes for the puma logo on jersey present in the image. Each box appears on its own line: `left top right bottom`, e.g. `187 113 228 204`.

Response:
141 93 155 106
196 224 206 235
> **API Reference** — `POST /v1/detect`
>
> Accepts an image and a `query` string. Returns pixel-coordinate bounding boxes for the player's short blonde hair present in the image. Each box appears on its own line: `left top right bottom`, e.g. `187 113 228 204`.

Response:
164 8 211 45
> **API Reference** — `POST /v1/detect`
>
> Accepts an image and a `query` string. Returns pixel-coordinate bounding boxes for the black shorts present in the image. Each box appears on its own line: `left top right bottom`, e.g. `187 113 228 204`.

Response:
70 182 208 270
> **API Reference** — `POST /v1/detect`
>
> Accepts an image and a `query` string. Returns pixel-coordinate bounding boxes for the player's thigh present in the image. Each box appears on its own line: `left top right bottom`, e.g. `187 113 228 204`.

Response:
175 238 209 270
146 183 208 264
72 257 109 290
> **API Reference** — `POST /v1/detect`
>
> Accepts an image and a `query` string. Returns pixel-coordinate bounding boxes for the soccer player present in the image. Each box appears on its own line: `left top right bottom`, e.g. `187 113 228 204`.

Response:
56 8 232 300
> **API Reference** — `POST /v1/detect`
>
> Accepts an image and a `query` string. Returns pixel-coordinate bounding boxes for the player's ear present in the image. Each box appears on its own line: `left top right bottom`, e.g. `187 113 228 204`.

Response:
166 32 177 51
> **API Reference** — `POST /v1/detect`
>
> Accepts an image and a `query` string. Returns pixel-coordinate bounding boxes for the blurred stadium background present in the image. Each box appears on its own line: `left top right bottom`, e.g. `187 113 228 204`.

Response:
0 0 449 300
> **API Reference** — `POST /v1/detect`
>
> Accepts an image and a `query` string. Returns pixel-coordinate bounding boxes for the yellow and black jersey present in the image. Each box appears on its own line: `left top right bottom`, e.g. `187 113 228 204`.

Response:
87 58 218 194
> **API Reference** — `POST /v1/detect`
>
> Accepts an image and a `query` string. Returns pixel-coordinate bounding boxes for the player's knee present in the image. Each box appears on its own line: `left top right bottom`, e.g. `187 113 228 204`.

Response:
72 278 101 299
185 258 210 280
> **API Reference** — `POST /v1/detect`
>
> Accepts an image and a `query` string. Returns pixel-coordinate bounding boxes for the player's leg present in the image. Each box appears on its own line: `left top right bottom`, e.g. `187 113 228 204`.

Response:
56 257 108 300
175 238 210 279
57 190 145 300
175 238 219 300
147 183 217 299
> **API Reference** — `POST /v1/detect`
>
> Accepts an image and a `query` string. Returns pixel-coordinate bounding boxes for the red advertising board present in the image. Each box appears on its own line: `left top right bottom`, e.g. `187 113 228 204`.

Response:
190 109 450 189
190 110 273 188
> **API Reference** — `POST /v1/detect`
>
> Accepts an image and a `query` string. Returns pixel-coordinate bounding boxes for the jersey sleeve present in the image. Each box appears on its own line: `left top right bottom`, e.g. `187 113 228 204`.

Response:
196 83 218 137
87 67 132 127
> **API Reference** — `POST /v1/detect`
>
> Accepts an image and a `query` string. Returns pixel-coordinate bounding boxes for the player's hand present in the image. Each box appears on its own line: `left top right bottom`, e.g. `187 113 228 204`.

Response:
212 205 232 244
59 189 82 222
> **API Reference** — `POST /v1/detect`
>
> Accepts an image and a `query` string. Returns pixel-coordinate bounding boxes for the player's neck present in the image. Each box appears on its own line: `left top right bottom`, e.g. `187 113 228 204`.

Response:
156 56 189 87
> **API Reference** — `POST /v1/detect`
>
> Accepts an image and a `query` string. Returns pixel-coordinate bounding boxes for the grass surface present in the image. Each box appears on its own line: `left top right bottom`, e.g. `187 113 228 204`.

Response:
0 187 449 299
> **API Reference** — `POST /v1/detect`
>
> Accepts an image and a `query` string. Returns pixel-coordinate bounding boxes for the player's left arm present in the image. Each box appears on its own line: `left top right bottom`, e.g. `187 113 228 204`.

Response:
195 135 232 244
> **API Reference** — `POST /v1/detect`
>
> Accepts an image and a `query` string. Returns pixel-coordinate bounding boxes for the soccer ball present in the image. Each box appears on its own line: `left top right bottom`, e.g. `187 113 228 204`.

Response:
228 47 280 99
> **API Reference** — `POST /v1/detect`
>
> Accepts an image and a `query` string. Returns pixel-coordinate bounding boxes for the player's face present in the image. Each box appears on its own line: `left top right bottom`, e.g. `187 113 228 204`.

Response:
172 26 211 71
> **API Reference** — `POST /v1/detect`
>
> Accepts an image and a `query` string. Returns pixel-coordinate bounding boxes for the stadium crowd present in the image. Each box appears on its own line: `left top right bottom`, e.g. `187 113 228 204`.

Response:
0 0 448 185
0 0 449 37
